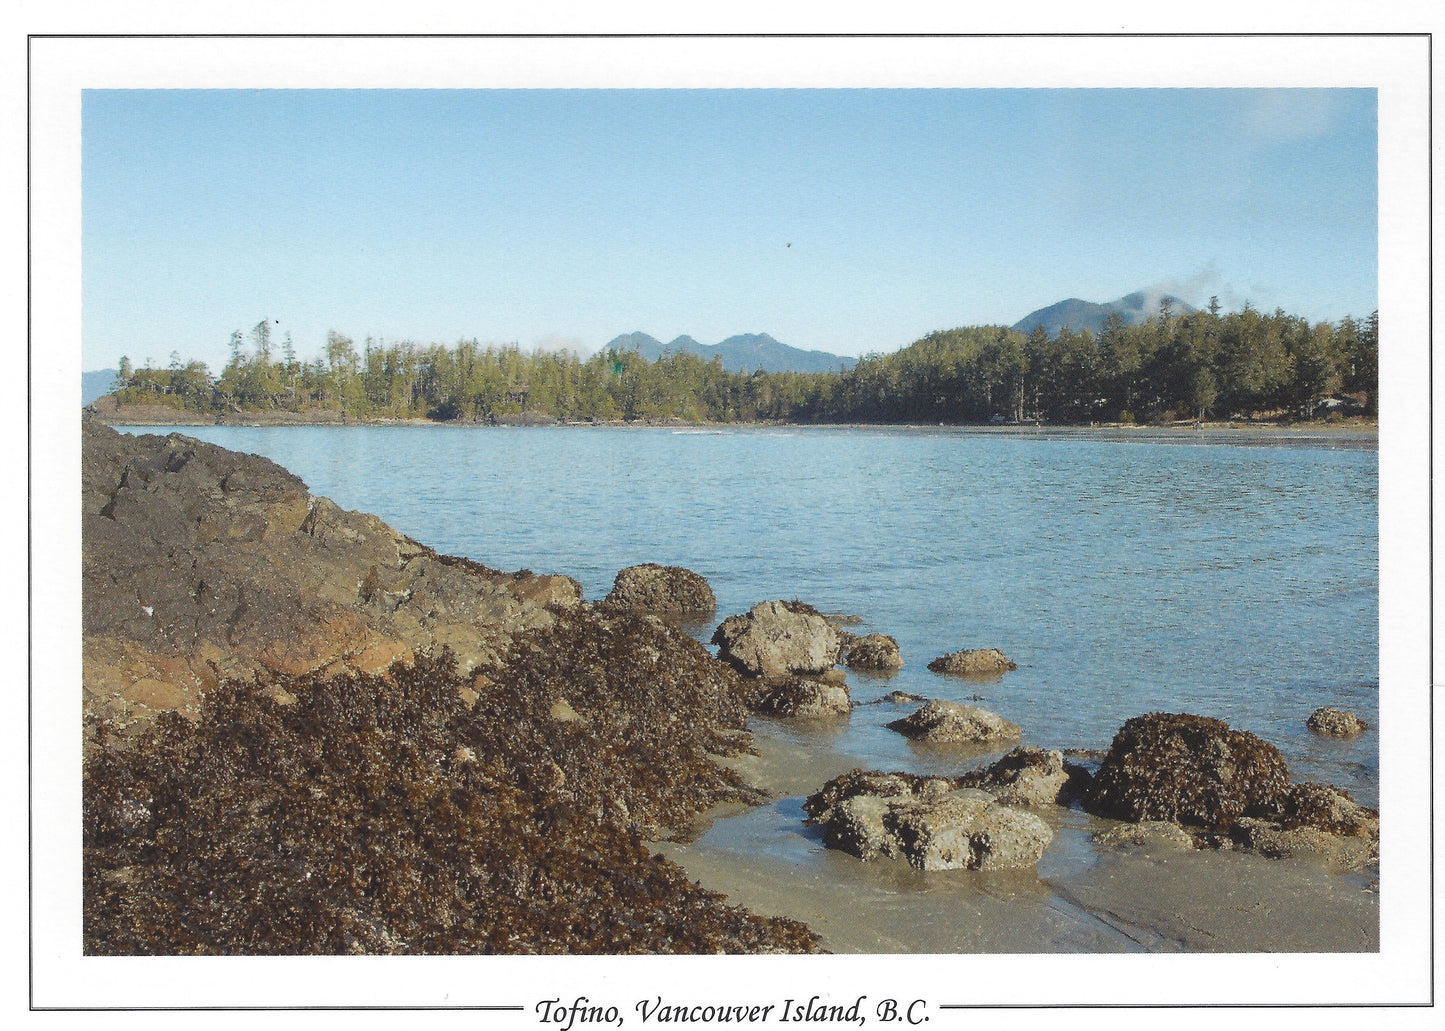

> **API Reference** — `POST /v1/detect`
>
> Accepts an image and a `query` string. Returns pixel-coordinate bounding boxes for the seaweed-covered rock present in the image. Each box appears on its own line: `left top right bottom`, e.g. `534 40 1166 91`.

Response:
710 601 840 679
602 563 716 615
886 699 1021 744
843 633 904 671
1082 713 1291 831
927 649 1017 676
1307 706 1368 738
747 676 851 720
959 746 1090 806
84 620 823 955
1224 783 1379 868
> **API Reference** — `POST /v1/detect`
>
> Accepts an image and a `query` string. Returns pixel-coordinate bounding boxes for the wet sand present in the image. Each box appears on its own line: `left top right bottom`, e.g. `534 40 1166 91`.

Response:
661 732 1378 954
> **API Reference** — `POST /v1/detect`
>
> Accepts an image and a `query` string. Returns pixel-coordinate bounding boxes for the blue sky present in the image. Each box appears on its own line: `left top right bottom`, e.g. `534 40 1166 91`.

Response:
82 88 1377 372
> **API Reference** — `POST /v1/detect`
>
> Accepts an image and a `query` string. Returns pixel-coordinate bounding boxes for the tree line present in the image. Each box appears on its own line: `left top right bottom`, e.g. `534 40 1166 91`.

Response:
110 301 1377 426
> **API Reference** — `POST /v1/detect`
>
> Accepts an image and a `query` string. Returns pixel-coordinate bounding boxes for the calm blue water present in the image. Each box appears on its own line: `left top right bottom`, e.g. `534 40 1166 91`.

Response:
124 424 1379 807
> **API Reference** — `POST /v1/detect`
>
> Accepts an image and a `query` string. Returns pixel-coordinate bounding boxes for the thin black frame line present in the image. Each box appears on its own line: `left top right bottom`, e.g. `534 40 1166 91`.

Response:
21 31 1437 40
34 1006 527 1013
30 28 1428 1014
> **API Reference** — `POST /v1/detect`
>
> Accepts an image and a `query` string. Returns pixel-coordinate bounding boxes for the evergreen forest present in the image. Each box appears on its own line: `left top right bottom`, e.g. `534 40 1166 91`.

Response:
107 300 1378 426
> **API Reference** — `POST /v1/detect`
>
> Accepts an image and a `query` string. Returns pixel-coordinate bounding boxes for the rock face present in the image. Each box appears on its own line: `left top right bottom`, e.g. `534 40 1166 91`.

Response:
802 770 1052 872
842 633 904 671
959 746 1090 806
602 563 716 615
82 417 582 732
710 601 840 679
886 699 1022 744
927 649 1017 675
1082 713 1291 831
1307 706 1368 738
747 676 852 719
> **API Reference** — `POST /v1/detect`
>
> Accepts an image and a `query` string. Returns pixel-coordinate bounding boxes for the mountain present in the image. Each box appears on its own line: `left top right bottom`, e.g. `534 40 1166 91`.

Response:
604 332 857 375
83 369 119 406
1012 291 1198 338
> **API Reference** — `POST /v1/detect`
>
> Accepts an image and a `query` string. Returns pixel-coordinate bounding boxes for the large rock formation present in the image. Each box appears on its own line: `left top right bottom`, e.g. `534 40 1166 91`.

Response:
82 417 580 732
886 699 1022 744
602 563 716 615
710 600 840 679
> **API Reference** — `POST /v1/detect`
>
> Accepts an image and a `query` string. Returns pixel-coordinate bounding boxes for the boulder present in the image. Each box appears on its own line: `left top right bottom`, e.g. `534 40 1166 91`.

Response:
602 563 716 615
885 790 1054 871
747 676 851 720
1225 782 1380 868
1306 706 1368 738
1082 712 1291 831
803 771 1052 871
927 648 1017 676
886 699 1021 744
710 600 840 679
959 745 1090 806
843 633 904 671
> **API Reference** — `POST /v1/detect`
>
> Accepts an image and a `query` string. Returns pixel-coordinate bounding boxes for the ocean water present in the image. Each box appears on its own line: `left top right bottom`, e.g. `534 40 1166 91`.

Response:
122 423 1379 807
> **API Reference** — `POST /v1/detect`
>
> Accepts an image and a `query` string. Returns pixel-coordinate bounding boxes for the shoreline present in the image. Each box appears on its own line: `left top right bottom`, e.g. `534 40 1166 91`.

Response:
87 404 1378 437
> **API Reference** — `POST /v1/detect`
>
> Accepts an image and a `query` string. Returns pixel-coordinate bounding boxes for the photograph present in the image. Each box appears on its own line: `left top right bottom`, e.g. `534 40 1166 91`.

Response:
25 28 1435 1017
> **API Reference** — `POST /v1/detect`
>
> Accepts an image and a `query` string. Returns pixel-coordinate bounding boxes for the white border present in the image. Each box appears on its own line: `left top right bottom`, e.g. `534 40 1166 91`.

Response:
26 33 1433 1013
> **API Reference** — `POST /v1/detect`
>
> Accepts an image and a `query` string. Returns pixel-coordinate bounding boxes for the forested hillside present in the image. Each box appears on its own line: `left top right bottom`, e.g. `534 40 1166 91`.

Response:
98 301 1376 426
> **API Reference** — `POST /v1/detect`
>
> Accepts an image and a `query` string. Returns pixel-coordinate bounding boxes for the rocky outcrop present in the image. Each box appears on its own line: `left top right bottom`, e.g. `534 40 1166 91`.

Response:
842 633 903 671
82 417 581 733
886 699 1021 744
927 648 1017 676
1307 706 1368 738
602 563 716 615
747 676 852 720
710 601 840 679
1082 713 1291 830
802 770 1052 871
958 746 1090 806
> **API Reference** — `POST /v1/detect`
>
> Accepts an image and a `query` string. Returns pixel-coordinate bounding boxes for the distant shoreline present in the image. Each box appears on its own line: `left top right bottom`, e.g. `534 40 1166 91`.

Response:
86 400 1378 437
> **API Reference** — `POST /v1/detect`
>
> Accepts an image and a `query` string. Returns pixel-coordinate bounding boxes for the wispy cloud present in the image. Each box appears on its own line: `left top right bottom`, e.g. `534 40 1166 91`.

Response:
1241 90 1351 145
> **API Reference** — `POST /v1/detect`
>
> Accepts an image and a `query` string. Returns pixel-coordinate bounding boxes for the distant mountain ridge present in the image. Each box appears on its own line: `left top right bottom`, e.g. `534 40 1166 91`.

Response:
606 332 857 375
83 368 119 406
1012 290 1198 338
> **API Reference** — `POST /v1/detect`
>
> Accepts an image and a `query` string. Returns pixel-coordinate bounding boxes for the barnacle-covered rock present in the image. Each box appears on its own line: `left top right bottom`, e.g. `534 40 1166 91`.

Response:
746 676 851 720
710 600 840 679
958 745 1090 806
602 563 716 615
1307 706 1368 738
886 699 1021 744
842 633 904 671
927 648 1017 676
1082 712 1291 831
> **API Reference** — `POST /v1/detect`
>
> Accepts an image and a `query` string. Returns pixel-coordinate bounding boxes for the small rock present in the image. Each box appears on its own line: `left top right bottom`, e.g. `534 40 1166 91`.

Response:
927 648 1017 676
844 633 904 671
1094 820 1197 852
748 676 851 720
886 699 1021 744
602 563 716 615
885 790 1054 871
1307 706 1368 738
959 745 1090 806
